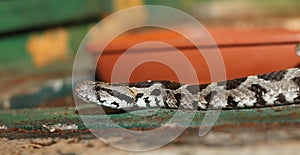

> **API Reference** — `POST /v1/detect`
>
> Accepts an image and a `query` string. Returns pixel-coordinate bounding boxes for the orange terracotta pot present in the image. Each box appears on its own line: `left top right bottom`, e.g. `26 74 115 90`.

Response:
86 27 300 84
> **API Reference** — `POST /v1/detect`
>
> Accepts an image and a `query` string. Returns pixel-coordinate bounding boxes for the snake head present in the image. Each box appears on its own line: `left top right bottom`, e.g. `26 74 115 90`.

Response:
75 80 135 109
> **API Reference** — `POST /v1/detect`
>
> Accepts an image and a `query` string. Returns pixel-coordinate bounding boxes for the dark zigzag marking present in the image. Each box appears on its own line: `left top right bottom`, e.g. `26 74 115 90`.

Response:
249 84 267 106
204 91 217 108
111 101 119 108
257 70 287 81
275 93 287 104
144 97 151 107
129 80 181 90
94 84 102 103
135 93 143 102
227 96 239 108
217 77 247 90
186 84 208 95
99 87 134 103
174 93 184 108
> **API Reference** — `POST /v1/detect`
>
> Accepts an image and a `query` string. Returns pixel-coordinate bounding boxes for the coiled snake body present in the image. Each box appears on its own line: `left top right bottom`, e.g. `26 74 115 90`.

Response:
76 67 300 110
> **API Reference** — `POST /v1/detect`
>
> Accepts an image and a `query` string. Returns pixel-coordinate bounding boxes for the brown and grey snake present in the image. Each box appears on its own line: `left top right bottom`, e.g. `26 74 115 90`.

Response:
75 67 300 110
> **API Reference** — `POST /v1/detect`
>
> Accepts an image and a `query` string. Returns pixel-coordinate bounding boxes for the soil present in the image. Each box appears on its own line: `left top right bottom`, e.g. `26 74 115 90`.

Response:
1 138 299 155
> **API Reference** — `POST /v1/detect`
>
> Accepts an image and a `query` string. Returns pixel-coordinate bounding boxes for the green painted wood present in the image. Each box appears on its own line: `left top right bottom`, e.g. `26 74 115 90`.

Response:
0 0 112 33
143 0 300 16
0 34 31 69
3 0 299 34
0 104 299 131
0 23 93 71
0 107 81 130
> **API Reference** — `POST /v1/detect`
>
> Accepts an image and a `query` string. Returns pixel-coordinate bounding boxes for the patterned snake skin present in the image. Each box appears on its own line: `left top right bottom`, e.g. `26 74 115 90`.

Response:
75 67 300 110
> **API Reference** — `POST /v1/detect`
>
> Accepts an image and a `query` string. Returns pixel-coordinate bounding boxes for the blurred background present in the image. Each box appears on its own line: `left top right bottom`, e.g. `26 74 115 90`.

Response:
1 0 300 110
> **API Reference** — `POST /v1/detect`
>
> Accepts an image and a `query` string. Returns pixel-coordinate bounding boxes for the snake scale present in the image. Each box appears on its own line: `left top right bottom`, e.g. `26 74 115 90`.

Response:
75 67 300 110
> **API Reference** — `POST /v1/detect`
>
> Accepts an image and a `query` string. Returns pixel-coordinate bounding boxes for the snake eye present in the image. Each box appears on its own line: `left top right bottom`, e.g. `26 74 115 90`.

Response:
95 85 100 91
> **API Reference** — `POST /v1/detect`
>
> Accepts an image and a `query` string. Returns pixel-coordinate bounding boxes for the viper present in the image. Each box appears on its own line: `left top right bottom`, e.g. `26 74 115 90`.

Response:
75 67 300 110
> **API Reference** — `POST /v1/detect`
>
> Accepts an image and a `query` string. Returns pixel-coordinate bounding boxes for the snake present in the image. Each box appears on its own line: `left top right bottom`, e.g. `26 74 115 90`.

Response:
75 67 300 110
